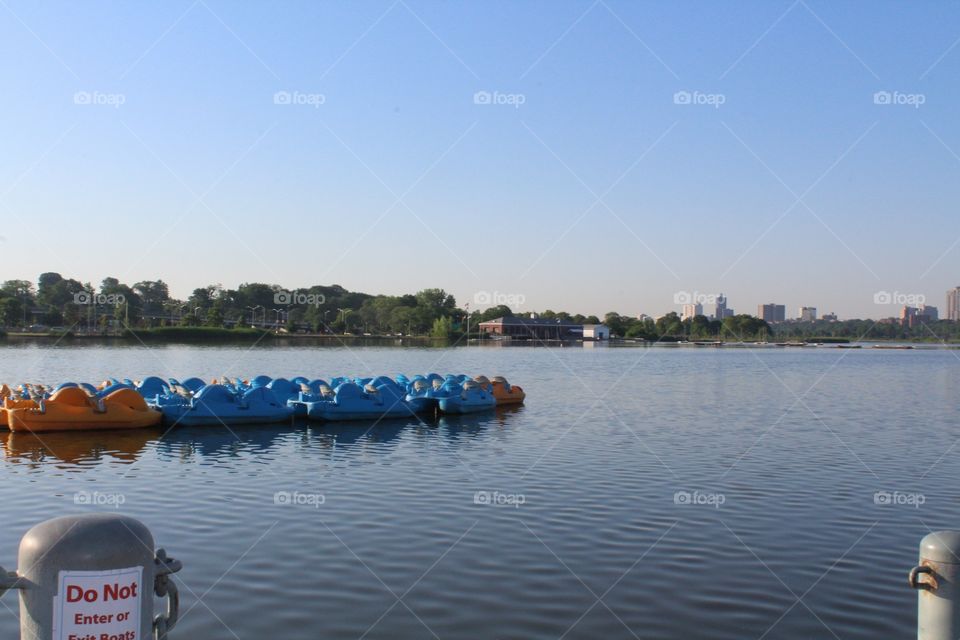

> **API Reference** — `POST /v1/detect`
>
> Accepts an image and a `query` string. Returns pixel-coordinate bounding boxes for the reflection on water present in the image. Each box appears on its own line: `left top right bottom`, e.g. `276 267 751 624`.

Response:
1 428 160 468
0 406 525 470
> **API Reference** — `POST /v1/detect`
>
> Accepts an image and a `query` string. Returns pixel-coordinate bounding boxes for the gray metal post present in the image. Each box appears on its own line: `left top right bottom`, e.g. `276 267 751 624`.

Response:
0 513 181 640
910 530 960 639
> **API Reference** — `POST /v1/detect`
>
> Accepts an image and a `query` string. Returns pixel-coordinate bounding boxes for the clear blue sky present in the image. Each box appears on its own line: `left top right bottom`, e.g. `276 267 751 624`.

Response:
1 1 959 319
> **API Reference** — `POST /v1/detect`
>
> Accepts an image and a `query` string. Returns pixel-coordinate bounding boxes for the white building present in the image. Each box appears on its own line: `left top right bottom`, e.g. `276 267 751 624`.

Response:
583 324 610 340
681 303 703 321
947 287 960 321
799 306 817 322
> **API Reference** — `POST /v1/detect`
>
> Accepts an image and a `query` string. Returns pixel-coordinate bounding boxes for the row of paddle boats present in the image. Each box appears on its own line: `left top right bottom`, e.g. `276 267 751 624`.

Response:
0 374 525 432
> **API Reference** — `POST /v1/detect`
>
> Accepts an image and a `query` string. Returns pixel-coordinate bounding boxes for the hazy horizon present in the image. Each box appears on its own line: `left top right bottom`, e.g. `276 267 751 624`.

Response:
2 1 959 318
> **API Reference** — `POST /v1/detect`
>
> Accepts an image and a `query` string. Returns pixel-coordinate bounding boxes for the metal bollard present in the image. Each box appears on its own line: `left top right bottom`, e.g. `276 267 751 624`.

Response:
0 513 181 640
910 530 960 640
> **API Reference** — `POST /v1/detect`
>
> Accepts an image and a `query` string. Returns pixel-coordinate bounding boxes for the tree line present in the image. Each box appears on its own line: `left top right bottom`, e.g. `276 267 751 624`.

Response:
773 318 960 341
5 273 951 341
0 273 527 338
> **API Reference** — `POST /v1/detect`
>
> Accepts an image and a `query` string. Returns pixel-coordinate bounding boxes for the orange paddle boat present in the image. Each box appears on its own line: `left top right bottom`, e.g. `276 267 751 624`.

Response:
7 386 162 433
477 376 526 406
1 386 40 429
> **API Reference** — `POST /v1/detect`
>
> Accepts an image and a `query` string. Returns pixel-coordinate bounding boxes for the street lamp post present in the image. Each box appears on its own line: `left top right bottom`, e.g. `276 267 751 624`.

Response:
271 308 284 329
337 308 351 334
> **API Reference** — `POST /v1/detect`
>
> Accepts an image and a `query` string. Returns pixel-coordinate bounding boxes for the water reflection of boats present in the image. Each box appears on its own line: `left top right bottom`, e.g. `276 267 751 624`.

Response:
0 404 524 469
154 423 304 460
438 404 524 438
1 428 159 468
315 419 416 447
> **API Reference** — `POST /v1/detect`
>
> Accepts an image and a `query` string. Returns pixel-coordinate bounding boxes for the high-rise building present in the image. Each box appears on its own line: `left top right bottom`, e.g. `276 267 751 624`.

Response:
947 287 960 321
901 305 939 327
681 303 703 321
799 306 817 322
758 303 786 323
900 306 917 325
713 294 727 321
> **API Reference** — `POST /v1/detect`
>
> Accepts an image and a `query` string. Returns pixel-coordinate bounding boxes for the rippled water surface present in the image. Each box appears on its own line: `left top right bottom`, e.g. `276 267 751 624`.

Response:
0 342 956 639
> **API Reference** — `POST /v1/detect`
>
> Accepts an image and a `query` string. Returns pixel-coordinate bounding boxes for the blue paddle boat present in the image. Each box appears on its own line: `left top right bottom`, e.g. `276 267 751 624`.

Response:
437 380 496 415
179 377 207 394
136 376 170 402
287 380 334 417
250 375 273 388
160 384 292 426
267 378 300 404
97 381 135 398
405 378 444 414
304 381 413 421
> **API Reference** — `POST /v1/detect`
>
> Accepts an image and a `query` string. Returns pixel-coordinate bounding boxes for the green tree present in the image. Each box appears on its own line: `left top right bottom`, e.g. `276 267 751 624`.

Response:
133 280 170 316
604 312 626 337
656 312 683 336
205 307 224 327
721 314 771 339
478 305 512 322
430 316 455 339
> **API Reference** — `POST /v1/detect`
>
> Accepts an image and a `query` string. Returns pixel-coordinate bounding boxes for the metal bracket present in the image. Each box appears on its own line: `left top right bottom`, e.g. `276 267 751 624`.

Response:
909 564 938 592
153 549 182 640
0 567 23 596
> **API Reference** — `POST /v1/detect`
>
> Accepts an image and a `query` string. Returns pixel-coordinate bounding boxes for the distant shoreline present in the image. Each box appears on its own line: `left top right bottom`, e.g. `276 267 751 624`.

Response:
2 331 959 349
0 329 450 346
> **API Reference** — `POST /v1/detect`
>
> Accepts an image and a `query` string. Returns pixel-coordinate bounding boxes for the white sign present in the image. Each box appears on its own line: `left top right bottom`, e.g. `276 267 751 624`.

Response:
53 566 143 640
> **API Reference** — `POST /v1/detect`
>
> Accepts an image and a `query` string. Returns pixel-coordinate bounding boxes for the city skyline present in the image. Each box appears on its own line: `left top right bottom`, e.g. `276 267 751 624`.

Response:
2 2 960 317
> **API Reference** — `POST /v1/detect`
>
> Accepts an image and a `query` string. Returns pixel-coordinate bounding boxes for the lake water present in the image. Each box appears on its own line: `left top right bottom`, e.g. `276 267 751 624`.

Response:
0 342 956 639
